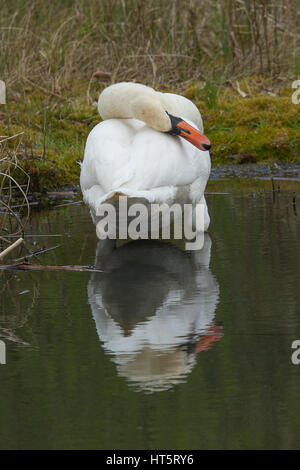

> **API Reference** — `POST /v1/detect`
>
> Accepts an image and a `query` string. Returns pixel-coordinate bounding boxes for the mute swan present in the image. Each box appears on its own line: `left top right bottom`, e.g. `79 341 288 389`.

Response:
80 82 212 234
88 235 221 392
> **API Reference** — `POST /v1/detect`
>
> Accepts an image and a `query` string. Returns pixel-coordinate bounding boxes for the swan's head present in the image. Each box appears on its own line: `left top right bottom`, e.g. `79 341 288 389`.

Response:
131 93 211 152
98 82 211 152
165 111 211 152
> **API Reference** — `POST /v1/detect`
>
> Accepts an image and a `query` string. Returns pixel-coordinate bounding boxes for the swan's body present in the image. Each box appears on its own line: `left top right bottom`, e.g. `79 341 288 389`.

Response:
88 236 221 392
80 82 211 233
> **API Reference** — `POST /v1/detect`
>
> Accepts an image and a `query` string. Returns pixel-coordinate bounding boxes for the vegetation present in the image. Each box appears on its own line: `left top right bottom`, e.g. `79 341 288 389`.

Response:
0 0 300 191
1 194 300 449
0 76 299 190
1 0 299 89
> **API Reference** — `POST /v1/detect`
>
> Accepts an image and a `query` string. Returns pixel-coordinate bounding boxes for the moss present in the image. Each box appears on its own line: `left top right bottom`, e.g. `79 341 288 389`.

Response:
0 85 100 190
206 178 300 193
0 77 299 191
192 78 300 165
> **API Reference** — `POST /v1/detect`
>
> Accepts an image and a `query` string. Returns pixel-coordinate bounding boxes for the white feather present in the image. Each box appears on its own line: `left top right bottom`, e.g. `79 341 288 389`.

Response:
80 83 211 230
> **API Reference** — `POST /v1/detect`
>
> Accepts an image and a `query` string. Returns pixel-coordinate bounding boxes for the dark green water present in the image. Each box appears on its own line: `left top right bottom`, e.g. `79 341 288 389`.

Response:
0 185 300 449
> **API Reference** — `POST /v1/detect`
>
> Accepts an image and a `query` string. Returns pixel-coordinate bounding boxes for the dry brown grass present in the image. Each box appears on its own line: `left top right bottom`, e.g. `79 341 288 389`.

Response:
0 0 299 196
0 134 30 245
0 0 299 94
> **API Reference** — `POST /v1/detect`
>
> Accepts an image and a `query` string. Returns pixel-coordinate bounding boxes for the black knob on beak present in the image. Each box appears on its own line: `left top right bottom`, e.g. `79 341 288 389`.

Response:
202 143 211 151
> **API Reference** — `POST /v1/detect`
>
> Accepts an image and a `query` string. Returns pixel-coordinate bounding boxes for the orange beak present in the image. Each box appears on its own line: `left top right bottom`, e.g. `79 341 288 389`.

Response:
167 112 211 152
193 324 223 353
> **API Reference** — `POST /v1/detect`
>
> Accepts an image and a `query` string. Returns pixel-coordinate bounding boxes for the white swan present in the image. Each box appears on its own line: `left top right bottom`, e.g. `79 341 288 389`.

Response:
80 82 212 234
88 235 221 392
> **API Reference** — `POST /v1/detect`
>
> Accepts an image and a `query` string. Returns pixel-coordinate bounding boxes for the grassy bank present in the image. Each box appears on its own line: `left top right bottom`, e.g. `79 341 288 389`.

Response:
0 0 299 191
0 76 299 190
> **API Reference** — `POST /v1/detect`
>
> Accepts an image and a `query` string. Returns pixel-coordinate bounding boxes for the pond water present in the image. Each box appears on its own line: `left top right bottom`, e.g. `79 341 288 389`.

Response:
0 181 300 450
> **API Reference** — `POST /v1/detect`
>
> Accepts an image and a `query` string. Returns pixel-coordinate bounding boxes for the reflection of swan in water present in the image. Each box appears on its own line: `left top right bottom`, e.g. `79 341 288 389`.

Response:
88 235 222 392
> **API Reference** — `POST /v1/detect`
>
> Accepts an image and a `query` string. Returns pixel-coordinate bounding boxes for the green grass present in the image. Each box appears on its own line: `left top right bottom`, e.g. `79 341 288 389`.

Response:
1 0 299 190
0 77 299 191
186 77 300 164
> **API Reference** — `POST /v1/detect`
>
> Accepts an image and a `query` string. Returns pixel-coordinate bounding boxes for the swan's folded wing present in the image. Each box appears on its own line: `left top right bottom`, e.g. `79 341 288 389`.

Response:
80 120 139 194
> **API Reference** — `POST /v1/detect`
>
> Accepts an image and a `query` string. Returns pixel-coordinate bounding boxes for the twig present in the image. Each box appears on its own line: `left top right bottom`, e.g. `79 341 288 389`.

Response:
54 200 82 208
271 178 275 192
23 77 68 101
13 244 61 262
3 234 63 238
0 201 39 209
293 193 297 215
0 169 31 233
0 262 103 272
0 237 23 261
42 105 47 161
0 327 30 346
0 132 24 144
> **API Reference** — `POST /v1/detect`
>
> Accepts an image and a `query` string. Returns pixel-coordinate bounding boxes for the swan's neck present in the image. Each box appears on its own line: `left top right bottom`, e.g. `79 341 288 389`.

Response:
98 82 171 132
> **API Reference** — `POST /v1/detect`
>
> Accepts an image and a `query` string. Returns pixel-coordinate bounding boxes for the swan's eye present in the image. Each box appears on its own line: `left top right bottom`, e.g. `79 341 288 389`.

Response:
165 112 185 135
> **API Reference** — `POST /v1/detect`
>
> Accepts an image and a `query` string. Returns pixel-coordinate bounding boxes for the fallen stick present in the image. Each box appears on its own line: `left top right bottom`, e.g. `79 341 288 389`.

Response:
3 234 63 238
0 237 24 261
0 201 39 209
13 244 61 262
54 200 83 208
0 262 103 273
0 132 24 144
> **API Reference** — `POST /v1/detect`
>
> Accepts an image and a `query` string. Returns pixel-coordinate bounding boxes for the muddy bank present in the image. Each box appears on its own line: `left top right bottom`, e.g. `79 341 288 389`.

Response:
21 162 300 207
210 162 300 181
38 163 300 206
1 77 299 194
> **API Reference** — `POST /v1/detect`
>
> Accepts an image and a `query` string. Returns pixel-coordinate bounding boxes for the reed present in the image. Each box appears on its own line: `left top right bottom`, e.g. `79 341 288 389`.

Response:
0 0 299 93
0 134 30 245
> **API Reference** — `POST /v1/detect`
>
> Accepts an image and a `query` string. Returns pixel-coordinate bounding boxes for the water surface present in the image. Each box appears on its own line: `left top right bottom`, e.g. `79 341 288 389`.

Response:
0 183 300 449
